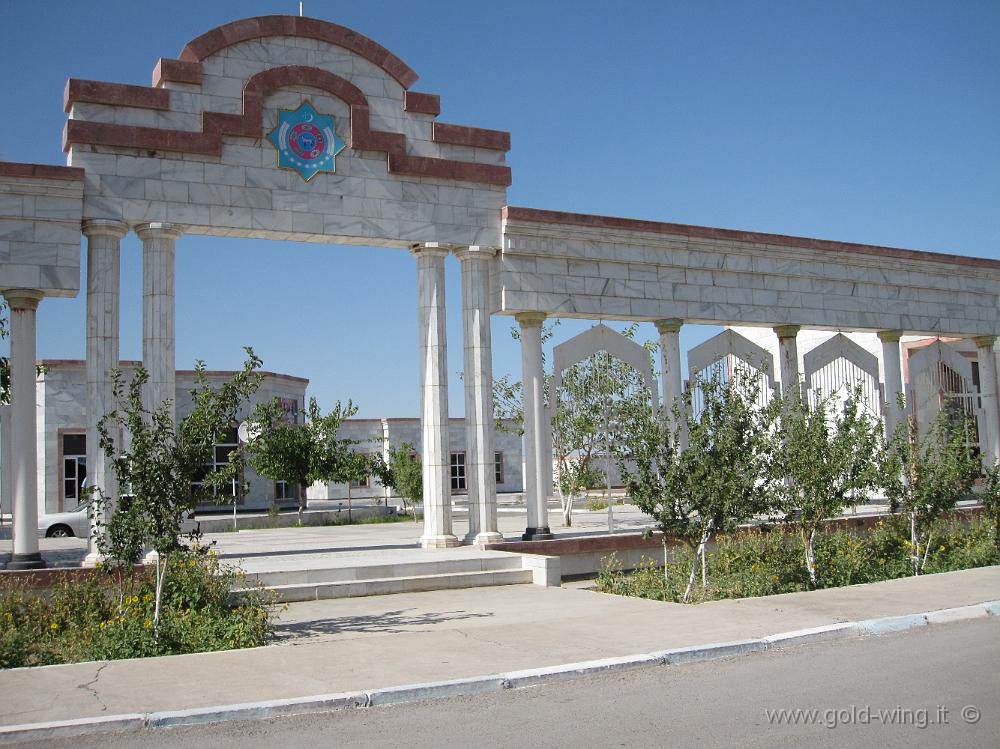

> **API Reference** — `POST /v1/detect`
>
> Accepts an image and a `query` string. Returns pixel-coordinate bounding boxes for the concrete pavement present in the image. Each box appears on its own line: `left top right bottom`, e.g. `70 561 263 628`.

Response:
28 616 1000 749
0 565 997 731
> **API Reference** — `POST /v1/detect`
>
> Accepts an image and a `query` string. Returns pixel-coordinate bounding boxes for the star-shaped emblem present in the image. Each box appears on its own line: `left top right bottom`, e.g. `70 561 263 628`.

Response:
266 100 347 182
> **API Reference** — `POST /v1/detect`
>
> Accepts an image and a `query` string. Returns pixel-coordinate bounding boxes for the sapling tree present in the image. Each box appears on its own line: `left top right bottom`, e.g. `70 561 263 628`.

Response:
248 397 363 520
93 349 263 631
616 365 781 600
773 386 882 587
880 405 979 574
982 461 1000 555
370 442 422 519
495 322 654 527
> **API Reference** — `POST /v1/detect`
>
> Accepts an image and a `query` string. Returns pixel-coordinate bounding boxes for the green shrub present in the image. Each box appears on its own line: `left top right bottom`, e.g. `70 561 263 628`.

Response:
0 551 276 669
596 516 999 604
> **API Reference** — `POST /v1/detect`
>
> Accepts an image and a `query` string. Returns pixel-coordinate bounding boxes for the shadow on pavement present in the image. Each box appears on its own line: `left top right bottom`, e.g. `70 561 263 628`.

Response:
272 607 495 640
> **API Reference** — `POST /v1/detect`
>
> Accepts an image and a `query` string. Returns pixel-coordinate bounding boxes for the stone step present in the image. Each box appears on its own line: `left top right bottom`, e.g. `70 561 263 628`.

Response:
259 568 534 602
246 555 524 588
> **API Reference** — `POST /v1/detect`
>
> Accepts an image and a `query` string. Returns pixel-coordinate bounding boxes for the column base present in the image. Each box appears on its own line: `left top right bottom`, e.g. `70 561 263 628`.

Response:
419 534 461 549
7 552 46 570
522 527 554 541
81 551 105 568
472 531 504 547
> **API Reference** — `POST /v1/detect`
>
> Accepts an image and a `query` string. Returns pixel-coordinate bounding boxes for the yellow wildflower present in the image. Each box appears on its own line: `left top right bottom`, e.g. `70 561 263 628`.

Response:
143 593 153 602
938 545 945 552
143 619 153 629
50 622 59 631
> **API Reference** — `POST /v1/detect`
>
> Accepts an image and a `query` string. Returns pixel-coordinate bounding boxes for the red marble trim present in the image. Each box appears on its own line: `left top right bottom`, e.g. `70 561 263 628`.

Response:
403 91 441 116
64 79 170 113
64 65 512 187
152 58 203 87
502 207 1000 270
178 15 419 89
433 122 510 151
0 161 84 181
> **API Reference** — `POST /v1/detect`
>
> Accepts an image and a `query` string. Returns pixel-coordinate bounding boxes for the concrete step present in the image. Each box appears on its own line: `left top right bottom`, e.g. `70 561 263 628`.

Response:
260 568 534 602
246 555 524 588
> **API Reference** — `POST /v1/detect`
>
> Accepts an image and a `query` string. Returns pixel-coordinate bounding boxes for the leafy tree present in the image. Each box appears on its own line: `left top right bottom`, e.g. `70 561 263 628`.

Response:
248 397 363 520
981 461 1000 555
773 386 883 587
370 442 423 519
93 349 263 631
495 322 655 526
880 404 979 574
616 365 781 601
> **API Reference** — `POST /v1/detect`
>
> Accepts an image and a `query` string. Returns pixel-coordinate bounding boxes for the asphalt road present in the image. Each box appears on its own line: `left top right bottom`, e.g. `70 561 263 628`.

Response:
25 617 1000 749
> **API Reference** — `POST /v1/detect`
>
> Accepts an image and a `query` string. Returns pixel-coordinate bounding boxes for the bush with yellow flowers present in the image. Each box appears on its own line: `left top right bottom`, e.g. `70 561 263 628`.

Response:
0 551 276 669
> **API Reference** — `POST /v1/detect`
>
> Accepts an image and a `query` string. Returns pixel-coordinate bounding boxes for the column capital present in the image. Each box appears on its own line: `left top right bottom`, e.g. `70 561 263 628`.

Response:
82 218 129 240
877 329 904 343
135 222 182 241
973 335 997 350
773 324 801 339
654 318 683 335
2 289 43 310
453 245 498 262
515 311 546 328
410 242 456 259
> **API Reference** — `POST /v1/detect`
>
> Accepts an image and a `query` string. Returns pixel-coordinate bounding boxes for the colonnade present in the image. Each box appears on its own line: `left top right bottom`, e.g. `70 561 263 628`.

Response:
5 238 1000 562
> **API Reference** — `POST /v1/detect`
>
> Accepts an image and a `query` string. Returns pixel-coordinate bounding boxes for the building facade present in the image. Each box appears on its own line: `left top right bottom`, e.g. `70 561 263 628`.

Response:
307 418 523 502
34 361 308 514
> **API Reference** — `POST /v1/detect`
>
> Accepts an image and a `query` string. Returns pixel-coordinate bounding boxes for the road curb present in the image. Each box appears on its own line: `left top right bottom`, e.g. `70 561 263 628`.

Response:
1 599 997 744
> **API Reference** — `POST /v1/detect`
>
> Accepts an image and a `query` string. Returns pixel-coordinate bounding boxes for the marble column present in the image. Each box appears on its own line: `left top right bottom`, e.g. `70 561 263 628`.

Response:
774 325 801 403
412 244 459 548
518 311 553 541
974 336 1000 466
4 290 45 569
136 222 181 423
655 318 684 444
456 246 503 545
878 330 905 441
82 220 127 567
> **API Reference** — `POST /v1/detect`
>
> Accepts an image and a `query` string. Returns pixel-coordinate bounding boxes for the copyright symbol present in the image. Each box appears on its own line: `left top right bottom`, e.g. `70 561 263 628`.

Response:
961 705 980 724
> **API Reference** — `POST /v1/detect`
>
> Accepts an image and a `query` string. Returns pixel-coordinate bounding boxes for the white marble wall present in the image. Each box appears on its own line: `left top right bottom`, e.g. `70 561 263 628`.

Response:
500 218 1000 337
0 173 83 295
67 36 505 248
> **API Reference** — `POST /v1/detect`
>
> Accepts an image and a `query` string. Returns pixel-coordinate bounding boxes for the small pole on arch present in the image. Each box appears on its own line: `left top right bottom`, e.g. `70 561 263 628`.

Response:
299 1 304 17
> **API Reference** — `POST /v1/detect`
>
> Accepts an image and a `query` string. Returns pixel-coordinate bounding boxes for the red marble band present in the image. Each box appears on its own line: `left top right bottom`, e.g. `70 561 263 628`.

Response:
502 207 1000 270
152 58 203 87
0 161 85 181
433 122 510 151
64 65 512 187
63 79 169 113
403 91 441 116
179 15 419 89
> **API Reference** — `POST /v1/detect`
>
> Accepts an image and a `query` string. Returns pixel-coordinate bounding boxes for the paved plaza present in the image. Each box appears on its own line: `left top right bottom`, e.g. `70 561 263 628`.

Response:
0 565 996 730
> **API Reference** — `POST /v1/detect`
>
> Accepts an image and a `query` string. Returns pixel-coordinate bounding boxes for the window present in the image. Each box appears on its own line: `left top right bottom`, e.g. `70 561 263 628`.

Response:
62 433 87 507
494 451 504 485
275 481 297 500
450 452 466 491
191 426 239 498
350 453 370 488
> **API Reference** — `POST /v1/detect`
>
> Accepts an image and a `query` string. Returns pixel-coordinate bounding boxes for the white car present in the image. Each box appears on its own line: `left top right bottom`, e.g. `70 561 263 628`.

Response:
38 503 91 538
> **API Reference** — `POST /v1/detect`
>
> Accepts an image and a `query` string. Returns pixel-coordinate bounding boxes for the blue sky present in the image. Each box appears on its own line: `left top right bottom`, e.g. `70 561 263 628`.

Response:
1 0 998 417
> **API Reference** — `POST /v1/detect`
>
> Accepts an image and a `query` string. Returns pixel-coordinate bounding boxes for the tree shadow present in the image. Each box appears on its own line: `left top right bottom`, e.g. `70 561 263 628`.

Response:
271 607 494 641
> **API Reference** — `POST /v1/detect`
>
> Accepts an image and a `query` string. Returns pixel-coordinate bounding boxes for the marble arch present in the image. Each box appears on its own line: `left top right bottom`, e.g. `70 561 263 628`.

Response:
2 14 1000 570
